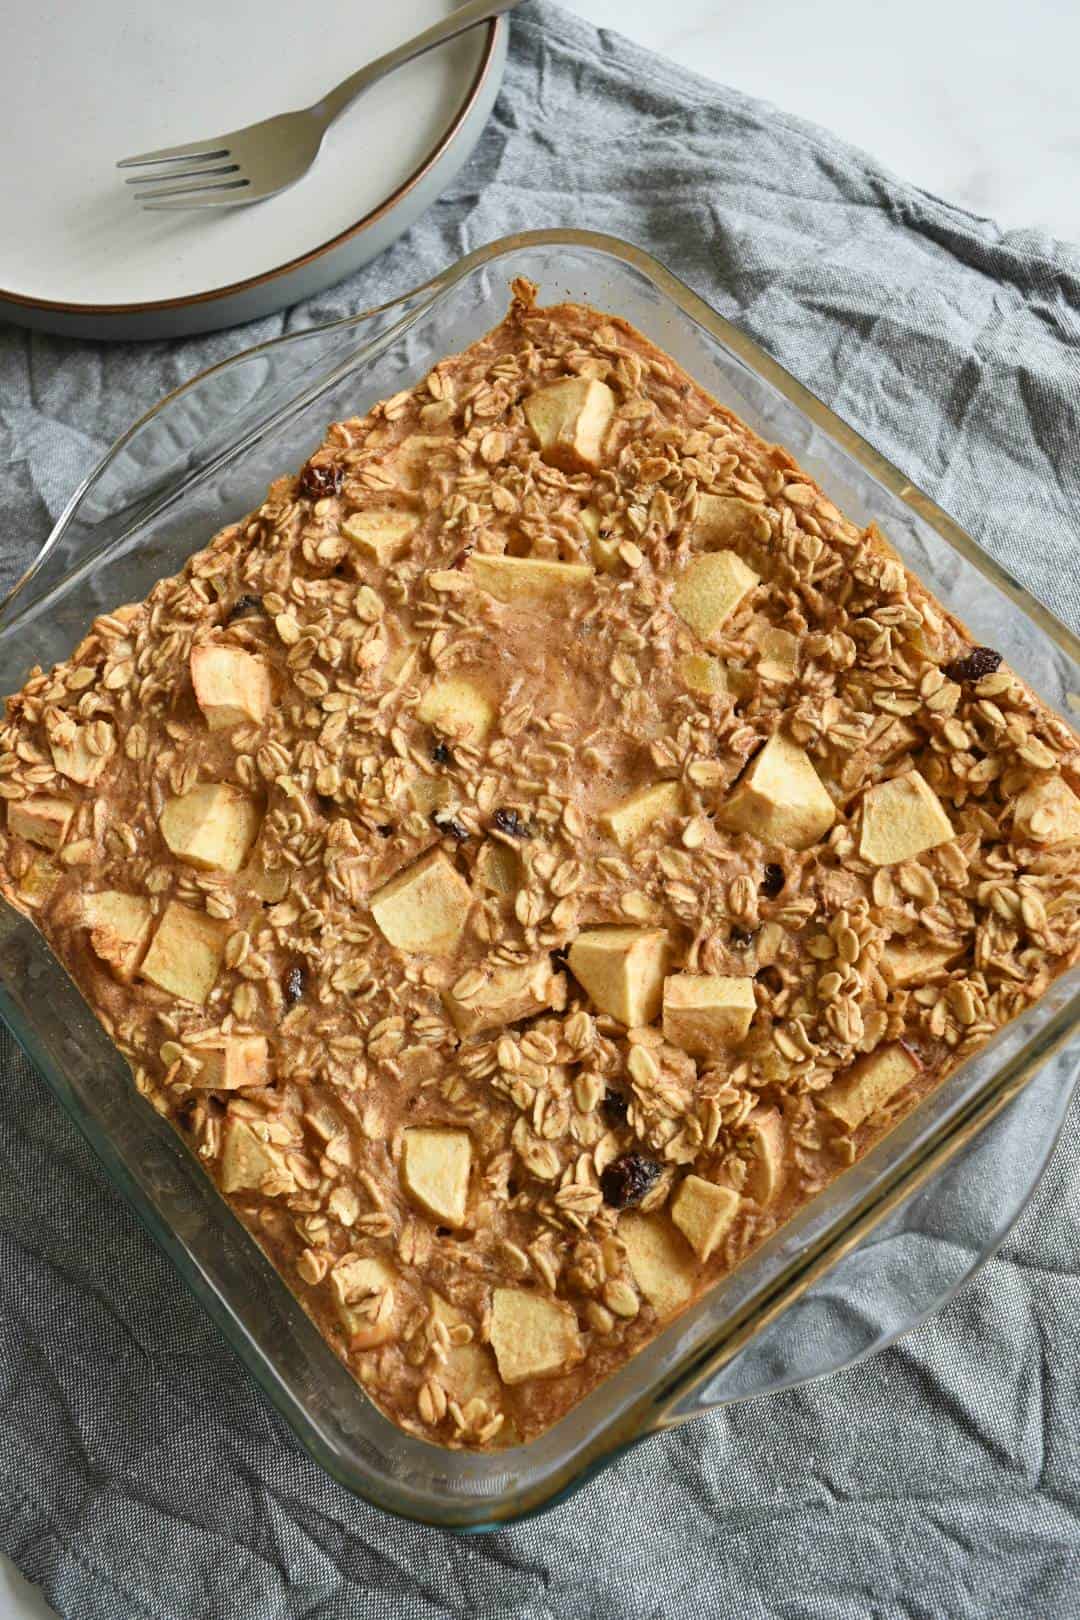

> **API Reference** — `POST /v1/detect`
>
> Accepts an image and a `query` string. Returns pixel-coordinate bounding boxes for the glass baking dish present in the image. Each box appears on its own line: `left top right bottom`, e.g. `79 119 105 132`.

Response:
0 230 1076 1529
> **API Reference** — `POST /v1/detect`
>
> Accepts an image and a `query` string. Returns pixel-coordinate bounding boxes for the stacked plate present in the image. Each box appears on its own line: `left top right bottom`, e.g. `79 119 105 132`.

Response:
1 0 506 338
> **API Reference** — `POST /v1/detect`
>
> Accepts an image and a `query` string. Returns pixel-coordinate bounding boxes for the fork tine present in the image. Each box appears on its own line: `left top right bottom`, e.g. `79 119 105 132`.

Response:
134 175 251 203
139 189 257 211
117 139 232 169
126 162 240 186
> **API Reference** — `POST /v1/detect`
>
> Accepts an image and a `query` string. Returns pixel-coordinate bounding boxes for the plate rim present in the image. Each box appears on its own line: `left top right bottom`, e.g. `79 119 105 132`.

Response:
0 16 503 319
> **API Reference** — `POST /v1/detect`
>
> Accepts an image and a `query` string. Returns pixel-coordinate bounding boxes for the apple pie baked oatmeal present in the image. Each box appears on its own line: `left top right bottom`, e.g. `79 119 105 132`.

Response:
1 281 1078 1451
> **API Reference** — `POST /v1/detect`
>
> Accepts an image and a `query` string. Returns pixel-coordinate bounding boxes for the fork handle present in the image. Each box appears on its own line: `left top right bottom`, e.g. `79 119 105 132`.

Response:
312 0 524 128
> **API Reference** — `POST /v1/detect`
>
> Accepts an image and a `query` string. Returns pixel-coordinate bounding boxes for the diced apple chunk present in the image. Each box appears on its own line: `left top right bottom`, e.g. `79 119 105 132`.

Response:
189 1035 269 1090
599 781 682 849
620 1212 697 1317
159 783 261 874
859 770 954 866
672 550 759 644
304 1099 345 1144
671 1175 740 1261
369 849 471 955
342 510 419 563
523 377 616 472
82 890 154 983
140 901 226 1005
880 939 960 987
401 1127 472 1226
567 927 670 1027
443 957 567 1037
331 1254 399 1347
219 1114 292 1195
581 505 620 572
720 734 835 851
248 863 290 904
468 554 593 603
416 674 496 744
662 974 756 1056
677 652 727 698
819 1043 920 1129
727 667 757 700
474 839 519 896
191 644 272 731
8 796 74 852
691 493 761 548
17 855 60 908
742 1106 786 1205
403 773 452 816
489 1288 584 1385
384 633 421 686
429 1293 502 1407
392 434 455 491
1013 775 1080 844
754 625 799 684
46 716 113 785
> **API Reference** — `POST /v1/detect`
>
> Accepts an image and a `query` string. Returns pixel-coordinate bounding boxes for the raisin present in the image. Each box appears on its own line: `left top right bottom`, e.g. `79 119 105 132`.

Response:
431 741 454 767
493 807 528 839
226 593 263 623
942 646 1002 684
376 823 394 838
600 1153 662 1210
761 863 784 898
433 810 469 842
601 1088 629 1127
176 1098 199 1132
299 460 344 500
282 963 307 1007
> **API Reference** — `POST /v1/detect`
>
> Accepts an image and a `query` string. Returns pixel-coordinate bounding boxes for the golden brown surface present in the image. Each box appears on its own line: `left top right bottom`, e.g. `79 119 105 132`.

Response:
1 282 1078 1450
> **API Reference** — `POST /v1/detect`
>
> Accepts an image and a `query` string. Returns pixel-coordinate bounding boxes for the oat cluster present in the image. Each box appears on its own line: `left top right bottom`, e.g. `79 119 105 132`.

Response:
1 281 1077 1449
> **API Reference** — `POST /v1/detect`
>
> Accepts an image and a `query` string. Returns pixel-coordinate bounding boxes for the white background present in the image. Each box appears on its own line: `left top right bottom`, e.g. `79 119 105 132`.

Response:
2 0 1076 1613
580 0 1079 242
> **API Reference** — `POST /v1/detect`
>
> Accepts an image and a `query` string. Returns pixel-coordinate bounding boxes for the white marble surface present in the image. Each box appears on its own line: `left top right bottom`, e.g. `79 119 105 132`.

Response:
0 1559 55 1620
581 0 1080 244
2 0 1073 1613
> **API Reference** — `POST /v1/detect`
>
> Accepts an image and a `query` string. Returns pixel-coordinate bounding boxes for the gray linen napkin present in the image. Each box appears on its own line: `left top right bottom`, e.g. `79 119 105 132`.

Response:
1 5 1078 1615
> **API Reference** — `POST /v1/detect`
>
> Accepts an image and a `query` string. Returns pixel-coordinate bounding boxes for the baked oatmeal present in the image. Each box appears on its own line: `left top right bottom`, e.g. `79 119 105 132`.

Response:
1 281 1077 1450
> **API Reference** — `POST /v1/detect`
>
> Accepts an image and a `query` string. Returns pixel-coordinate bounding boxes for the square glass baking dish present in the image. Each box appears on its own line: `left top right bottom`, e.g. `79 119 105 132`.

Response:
0 230 1077 1529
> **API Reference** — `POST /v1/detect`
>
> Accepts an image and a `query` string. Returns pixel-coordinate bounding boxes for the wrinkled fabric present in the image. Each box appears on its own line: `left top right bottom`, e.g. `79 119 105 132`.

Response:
1 5 1078 1616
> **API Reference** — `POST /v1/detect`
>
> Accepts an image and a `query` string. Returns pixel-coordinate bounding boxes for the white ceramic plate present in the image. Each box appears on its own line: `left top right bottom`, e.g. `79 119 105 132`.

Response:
0 0 505 339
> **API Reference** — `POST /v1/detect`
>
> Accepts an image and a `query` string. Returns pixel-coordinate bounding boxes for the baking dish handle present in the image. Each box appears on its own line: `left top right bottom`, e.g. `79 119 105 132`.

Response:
649 1042 1076 1430
0 275 448 639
